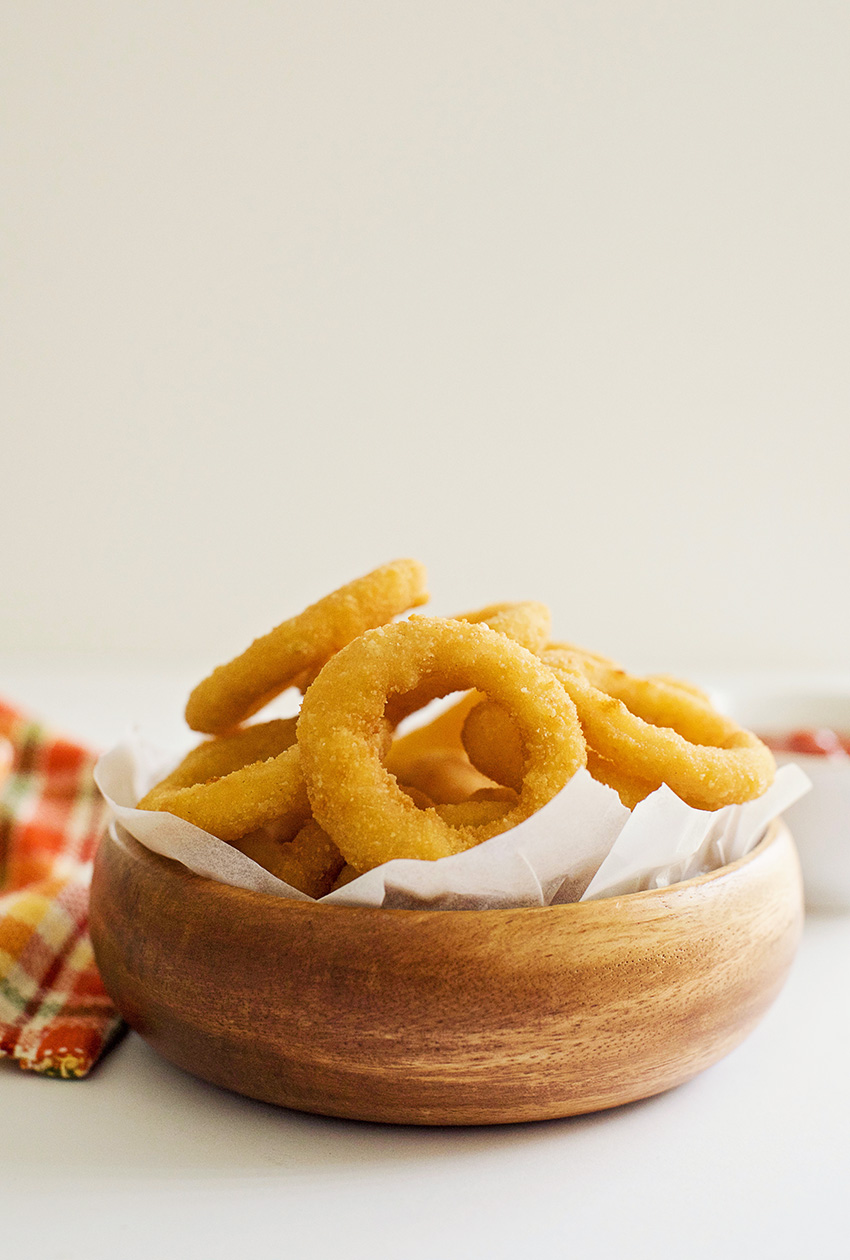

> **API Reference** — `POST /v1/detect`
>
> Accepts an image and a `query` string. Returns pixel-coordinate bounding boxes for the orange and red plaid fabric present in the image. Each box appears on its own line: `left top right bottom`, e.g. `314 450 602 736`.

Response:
0 699 121 1077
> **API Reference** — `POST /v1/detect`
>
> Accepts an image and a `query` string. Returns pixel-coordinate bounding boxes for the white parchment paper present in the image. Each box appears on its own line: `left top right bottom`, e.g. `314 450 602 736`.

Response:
95 734 810 911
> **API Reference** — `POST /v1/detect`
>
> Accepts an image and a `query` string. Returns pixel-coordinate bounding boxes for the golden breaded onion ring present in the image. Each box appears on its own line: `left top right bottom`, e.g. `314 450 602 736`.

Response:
384 690 484 778
139 718 298 803
137 719 310 843
540 647 775 811
462 699 655 810
455 602 551 654
236 818 344 898
545 641 622 671
648 673 711 703
185 558 429 734
297 618 586 870
583 749 654 810
461 700 524 792
546 643 711 705
137 746 309 842
434 798 515 828
384 603 548 729
392 750 496 805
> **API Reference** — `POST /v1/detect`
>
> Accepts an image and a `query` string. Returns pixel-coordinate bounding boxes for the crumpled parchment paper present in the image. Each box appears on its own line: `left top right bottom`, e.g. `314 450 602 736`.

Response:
95 732 810 910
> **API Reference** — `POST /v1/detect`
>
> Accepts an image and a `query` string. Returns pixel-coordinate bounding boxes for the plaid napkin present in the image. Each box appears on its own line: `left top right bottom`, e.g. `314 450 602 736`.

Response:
0 699 122 1077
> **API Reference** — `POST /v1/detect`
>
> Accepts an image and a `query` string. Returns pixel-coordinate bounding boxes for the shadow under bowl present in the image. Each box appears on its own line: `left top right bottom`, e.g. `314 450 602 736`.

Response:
89 819 803 1126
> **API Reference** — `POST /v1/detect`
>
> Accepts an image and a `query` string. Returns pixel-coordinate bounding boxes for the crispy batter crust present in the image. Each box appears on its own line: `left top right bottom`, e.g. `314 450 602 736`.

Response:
462 697 656 810
455 601 551 654
138 718 298 805
385 603 549 728
138 744 310 843
541 647 775 810
462 700 524 792
185 558 429 734
297 618 586 870
236 819 344 897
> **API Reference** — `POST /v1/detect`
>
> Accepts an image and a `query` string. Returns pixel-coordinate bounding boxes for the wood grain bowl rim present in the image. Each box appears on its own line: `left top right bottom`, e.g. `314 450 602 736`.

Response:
104 814 792 918
92 818 803 1125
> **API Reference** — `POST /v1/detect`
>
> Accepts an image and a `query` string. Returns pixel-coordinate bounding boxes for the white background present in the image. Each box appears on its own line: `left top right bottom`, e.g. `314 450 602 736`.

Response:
3 1 849 680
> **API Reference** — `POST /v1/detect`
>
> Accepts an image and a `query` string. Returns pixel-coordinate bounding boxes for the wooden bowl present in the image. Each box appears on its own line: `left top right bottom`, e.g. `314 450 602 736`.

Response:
89 820 803 1126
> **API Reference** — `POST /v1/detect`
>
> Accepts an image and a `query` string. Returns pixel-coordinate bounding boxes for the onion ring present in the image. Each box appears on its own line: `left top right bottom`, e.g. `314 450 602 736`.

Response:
139 718 298 805
540 647 775 810
648 674 712 703
461 698 656 810
185 558 429 734
546 644 711 705
384 691 484 779
384 603 548 729
236 818 344 897
461 700 524 792
297 618 586 870
137 740 310 844
545 641 622 670
434 798 515 827
583 749 654 809
394 749 496 805
455 602 551 654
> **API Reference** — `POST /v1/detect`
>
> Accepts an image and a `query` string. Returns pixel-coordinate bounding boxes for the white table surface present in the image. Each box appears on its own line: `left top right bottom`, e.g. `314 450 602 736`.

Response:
2 662 849 1260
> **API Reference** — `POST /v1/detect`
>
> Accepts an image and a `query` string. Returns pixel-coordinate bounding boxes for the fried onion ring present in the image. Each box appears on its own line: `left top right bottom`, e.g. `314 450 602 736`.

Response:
384 603 548 729
297 618 586 870
384 691 483 779
648 674 711 703
545 641 622 671
461 700 524 792
185 558 429 734
137 736 310 844
545 644 711 706
434 798 515 827
139 718 298 805
235 818 344 897
540 647 775 810
583 749 654 810
455 602 551 654
461 698 655 810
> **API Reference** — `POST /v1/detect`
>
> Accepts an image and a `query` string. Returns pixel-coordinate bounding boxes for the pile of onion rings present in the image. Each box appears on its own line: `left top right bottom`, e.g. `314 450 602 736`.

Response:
137 559 776 893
